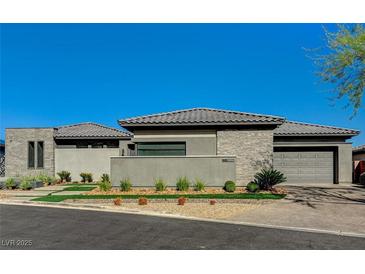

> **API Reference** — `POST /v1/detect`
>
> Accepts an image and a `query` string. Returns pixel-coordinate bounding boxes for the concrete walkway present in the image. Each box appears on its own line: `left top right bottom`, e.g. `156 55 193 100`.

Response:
0 184 94 199
229 185 365 235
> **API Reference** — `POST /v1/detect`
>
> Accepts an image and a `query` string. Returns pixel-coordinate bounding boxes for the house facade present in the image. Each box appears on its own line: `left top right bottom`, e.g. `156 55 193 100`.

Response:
5 108 359 186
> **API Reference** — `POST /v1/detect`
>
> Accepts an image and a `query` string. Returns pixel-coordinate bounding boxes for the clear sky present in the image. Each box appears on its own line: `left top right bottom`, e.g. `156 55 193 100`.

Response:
0 24 364 145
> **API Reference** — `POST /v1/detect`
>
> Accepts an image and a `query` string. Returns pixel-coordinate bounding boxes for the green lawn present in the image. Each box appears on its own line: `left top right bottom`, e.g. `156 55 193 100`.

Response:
62 186 97 191
32 193 286 203
63 183 98 186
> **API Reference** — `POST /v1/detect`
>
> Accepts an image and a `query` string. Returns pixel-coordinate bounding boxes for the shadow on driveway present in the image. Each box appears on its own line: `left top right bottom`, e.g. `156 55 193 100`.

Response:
284 185 365 208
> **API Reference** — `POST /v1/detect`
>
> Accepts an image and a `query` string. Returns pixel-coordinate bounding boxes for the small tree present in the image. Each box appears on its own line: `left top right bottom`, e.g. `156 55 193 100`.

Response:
309 24 365 116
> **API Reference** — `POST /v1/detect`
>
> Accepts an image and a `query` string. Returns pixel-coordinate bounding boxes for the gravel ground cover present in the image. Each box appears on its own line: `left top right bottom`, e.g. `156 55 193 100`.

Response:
66 198 266 219
86 187 287 196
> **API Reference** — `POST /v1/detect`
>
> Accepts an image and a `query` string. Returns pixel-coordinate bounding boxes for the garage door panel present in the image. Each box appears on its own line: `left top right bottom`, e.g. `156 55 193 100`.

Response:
273 151 334 184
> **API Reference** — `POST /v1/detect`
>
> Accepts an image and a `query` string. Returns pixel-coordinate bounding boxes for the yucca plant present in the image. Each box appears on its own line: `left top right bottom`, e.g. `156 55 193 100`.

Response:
254 168 286 190
57 170 71 182
101 173 110 183
80 172 93 183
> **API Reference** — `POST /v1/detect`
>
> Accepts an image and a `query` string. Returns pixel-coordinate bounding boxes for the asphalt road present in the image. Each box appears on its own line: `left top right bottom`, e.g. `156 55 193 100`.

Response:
1 204 364 249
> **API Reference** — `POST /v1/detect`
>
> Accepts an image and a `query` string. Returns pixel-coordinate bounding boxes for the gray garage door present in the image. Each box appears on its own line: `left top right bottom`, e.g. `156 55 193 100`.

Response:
273 151 334 184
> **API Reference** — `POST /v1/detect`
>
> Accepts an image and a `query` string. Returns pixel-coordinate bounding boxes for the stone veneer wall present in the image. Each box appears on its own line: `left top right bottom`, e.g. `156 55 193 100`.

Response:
5 128 55 177
217 130 274 185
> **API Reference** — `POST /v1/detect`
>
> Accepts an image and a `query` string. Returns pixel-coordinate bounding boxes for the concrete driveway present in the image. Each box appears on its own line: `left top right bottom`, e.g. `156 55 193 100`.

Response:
229 185 365 234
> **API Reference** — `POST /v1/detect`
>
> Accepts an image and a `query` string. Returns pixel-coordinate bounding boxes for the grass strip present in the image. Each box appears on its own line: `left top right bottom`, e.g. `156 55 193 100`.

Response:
32 193 286 203
62 186 96 191
63 184 98 186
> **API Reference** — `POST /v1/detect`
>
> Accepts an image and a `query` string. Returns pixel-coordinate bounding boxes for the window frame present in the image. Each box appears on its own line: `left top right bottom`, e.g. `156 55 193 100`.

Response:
28 141 35 169
37 141 44 168
137 142 186 156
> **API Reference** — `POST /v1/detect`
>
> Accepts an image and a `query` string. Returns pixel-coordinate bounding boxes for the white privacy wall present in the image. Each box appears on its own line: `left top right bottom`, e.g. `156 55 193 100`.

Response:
55 148 120 182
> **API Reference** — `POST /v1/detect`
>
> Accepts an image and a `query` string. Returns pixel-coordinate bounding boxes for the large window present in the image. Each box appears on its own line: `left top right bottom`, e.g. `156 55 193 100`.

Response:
28 141 35 168
28 141 44 168
137 142 186 156
37 141 44 168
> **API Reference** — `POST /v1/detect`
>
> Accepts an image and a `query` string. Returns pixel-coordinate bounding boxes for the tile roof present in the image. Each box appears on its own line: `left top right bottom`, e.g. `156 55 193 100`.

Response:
274 121 359 136
118 108 285 127
353 145 365 153
55 122 131 139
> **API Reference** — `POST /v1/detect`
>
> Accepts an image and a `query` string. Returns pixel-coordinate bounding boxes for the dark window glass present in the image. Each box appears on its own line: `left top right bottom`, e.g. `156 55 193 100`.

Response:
76 141 88 148
28 142 35 168
91 142 104 148
137 142 186 156
37 141 44 168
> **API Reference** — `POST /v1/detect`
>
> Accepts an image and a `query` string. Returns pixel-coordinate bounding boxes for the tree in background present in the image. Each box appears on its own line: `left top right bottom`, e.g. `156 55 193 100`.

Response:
310 24 365 116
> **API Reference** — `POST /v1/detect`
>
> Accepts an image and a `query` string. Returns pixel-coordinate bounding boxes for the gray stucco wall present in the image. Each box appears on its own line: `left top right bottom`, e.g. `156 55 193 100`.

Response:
132 129 216 155
5 128 55 177
337 143 353 184
110 156 236 187
55 148 120 182
217 130 274 185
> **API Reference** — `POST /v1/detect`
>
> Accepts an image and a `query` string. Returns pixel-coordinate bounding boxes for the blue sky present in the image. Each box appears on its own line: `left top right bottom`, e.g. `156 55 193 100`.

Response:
0 24 364 145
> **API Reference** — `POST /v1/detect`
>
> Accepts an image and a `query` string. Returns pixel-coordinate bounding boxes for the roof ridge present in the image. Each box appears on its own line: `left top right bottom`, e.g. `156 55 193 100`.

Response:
285 120 359 133
118 108 203 122
197 107 285 120
119 107 285 122
56 122 131 135
56 122 95 129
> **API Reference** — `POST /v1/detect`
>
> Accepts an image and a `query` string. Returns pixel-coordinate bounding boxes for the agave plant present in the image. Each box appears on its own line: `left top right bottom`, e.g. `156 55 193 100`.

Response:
254 169 286 190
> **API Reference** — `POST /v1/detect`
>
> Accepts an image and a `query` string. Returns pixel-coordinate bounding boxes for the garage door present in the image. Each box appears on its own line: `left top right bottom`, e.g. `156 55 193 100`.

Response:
273 151 334 184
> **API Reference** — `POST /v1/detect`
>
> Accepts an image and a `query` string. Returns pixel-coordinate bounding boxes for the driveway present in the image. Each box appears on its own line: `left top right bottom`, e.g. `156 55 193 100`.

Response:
229 185 365 234
1 204 364 249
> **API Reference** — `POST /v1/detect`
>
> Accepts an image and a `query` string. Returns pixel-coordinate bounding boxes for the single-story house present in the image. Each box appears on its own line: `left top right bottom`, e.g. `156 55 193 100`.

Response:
353 145 365 184
5 108 359 186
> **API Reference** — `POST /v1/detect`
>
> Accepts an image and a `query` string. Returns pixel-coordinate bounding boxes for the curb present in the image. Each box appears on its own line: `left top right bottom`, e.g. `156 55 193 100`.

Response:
1 200 365 239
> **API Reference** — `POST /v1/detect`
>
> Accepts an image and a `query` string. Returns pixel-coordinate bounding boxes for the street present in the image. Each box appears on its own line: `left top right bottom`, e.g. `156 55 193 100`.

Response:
1 204 364 249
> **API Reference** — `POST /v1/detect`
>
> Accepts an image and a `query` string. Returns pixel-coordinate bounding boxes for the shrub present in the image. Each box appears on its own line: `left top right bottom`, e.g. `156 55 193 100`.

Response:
177 196 186 205
210 200 216 205
138 197 148 205
246 181 260 193
36 173 55 185
193 179 205 191
114 198 122 206
176 176 190 191
20 180 32 190
80 172 93 183
101 173 110 183
98 180 112 192
80 172 88 182
57 171 71 182
154 178 167 191
120 178 132 191
5 178 17 189
224 181 236 192
254 168 286 190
